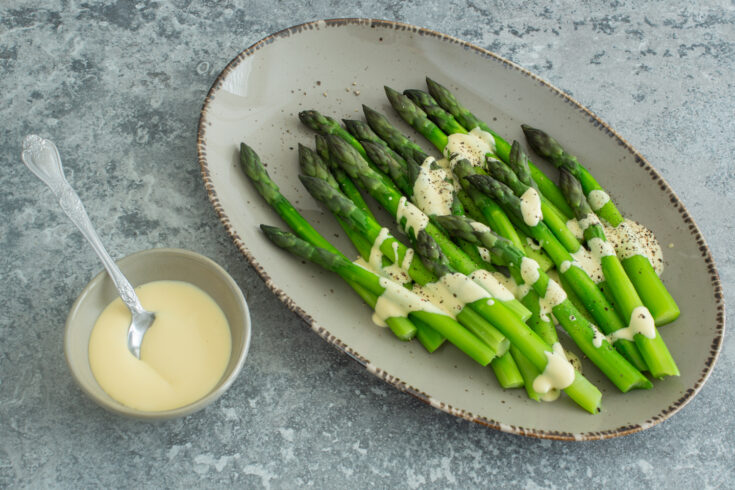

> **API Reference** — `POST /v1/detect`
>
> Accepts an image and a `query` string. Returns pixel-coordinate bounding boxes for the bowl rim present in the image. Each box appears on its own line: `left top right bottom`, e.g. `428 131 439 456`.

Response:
64 247 251 420
195 18 726 440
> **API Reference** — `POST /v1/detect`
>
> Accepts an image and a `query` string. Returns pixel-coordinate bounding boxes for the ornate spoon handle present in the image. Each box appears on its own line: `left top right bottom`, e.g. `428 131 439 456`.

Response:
21 135 145 315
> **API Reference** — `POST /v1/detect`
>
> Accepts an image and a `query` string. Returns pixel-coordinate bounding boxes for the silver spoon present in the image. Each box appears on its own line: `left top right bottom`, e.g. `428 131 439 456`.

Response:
21 135 155 359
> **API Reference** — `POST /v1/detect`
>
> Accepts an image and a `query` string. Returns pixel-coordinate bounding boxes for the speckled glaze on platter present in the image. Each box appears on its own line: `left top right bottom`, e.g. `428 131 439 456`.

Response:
197 19 724 440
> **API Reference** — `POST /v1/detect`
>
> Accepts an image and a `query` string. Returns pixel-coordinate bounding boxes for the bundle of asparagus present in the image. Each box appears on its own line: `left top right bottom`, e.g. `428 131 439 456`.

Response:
239 76 680 413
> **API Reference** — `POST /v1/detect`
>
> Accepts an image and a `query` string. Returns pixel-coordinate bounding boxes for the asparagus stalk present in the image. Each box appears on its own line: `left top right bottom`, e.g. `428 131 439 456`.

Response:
516 289 564 401
362 104 430 164
313 139 454 350
326 134 479 273
413 231 605 402
424 77 575 219
511 345 543 400
240 142 417 340
522 125 622 225
384 86 448 151
464 170 649 372
522 125 680 326
557 271 595 323
404 88 470 137
485 148 581 253
514 287 561 399
403 88 574 223
365 99 553 271
361 140 413 197
559 169 678 378
452 160 554 272
491 351 525 389
507 141 537 191
324 136 606 405
314 134 375 220
298 174 436 286
435 215 653 392
412 315 446 353
299 110 399 193
298 144 376 260
624 255 680 325
343 119 388 147
261 225 496 365
299 173 512 355
349 115 531 387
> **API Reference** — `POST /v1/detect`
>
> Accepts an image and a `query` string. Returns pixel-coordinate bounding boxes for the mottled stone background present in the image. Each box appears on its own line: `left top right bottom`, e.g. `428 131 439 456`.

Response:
1 1 733 488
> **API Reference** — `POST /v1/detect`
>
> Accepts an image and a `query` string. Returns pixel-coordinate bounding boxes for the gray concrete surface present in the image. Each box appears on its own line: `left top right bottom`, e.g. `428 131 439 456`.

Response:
1 1 733 488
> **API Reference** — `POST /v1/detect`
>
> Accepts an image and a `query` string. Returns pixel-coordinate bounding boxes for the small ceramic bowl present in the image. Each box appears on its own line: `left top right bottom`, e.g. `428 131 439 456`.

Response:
64 248 251 420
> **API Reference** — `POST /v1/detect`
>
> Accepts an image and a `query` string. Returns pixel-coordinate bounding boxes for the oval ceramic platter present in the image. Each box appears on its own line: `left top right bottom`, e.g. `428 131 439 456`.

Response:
197 19 724 440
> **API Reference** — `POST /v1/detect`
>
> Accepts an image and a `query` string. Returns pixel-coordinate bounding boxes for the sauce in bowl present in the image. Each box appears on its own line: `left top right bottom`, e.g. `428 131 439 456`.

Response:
88 280 232 412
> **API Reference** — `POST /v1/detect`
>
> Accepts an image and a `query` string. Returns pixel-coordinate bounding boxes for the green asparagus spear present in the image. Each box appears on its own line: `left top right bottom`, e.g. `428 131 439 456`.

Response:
491 351 525 389
485 150 581 253
411 230 602 405
303 141 447 351
365 101 553 270
465 170 649 371
384 86 449 152
424 77 575 218
299 144 375 260
298 174 435 286
361 140 413 197
314 134 375 220
435 214 653 392
522 124 623 226
343 119 388 147
362 104 431 165
261 225 495 365
403 88 469 136
241 142 416 340
559 169 678 377
524 126 680 326
299 110 399 192
507 140 537 191
452 160 555 272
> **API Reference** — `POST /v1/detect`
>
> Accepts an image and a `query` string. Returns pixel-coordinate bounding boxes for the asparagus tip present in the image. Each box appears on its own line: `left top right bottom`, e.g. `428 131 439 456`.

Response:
521 124 544 142
259 223 280 235
239 142 261 168
362 104 381 122
298 174 330 197
384 85 400 97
